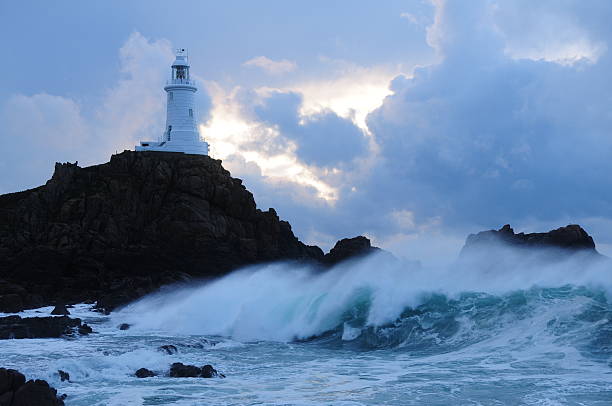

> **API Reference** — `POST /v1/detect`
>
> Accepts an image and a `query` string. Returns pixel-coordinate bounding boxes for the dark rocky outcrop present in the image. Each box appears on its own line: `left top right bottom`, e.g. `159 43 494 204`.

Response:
169 363 201 378
118 323 130 331
0 151 328 312
57 371 69 383
134 368 157 378
0 295 22 314
0 316 91 339
0 368 64 406
0 151 385 312
77 323 93 335
168 363 222 378
50 305 69 316
323 236 381 265
200 365 221 378
461 224 599 256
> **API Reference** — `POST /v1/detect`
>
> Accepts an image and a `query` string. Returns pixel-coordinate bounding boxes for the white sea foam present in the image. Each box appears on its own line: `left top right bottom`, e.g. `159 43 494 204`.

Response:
116 246 611 342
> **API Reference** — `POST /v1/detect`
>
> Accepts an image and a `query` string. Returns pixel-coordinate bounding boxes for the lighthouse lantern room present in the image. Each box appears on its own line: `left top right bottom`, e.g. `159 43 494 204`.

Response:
136 49 209 155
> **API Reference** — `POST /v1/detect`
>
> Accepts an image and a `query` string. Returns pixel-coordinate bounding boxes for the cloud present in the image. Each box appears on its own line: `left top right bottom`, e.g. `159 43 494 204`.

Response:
0 32 212 194
243 56 297 75
199 59 400 210
400 12 419 25
253 91 369 167
0 93 89 192
3 2 612 261
364 0 612 234
95 32 174 154
206 0 612 258
493 0 608 65
289 60 397 133
200 85 339 202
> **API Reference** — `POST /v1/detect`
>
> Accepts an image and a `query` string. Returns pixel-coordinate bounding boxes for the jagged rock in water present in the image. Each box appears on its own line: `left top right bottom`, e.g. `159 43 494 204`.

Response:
0 315 91 339
461 224 598 255
168 362 222 378
0 151 325 311
57 371 69 382
0 368 64 406
78 323 93 335
118 323 130 331
458 224 604 271
169 363 201 378
51 304 70 316
323 236 381 265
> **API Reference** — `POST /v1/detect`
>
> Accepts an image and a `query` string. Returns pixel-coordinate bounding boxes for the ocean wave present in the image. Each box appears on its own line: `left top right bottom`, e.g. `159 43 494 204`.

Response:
116 252 612 359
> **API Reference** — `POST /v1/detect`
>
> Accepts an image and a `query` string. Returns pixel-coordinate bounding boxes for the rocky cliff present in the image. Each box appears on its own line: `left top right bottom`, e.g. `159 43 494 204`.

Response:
0 151 345 311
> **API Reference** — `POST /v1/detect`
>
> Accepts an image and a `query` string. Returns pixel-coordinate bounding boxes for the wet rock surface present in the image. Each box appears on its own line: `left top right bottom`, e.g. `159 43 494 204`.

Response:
0 316 92 339
0 368 64 406
57 371 69 383
135 368 157 378
158 345 178 355
169 362 222 378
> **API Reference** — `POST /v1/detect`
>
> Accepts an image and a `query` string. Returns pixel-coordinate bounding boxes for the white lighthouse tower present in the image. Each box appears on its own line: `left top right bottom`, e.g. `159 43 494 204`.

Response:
136 49 209 155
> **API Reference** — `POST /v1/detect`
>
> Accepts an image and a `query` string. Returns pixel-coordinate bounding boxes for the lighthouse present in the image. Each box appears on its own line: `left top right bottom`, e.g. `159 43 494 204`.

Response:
136 49 209 155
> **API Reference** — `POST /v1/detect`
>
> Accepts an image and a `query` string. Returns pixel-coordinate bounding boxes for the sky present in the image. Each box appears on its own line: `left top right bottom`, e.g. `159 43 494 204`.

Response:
1 0 611 263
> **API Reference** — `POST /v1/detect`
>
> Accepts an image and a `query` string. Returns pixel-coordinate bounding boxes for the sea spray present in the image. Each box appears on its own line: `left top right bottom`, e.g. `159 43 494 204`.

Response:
116 246 612 348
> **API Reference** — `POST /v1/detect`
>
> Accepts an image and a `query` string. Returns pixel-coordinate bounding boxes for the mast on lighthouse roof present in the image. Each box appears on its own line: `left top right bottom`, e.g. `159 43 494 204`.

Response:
136 48 209 155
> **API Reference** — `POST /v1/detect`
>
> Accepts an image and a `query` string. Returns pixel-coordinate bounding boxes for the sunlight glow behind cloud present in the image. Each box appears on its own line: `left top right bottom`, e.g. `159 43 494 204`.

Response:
200 84 338 202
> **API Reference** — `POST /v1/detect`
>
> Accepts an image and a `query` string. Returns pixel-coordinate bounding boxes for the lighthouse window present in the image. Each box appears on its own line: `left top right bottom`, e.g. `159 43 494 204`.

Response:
169 92 173 101
189 109 193 117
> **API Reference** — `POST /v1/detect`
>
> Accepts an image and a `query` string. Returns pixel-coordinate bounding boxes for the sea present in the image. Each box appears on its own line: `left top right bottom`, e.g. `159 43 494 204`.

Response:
2 252 611 405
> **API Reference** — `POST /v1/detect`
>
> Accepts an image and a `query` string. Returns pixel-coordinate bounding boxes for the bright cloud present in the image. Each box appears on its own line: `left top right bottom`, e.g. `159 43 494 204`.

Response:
0 32 174 192
243 56 297 75
200 84 338 202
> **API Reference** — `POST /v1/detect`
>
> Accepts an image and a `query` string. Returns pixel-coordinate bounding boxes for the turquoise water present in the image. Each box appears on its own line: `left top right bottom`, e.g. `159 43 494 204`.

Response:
3 255 612 405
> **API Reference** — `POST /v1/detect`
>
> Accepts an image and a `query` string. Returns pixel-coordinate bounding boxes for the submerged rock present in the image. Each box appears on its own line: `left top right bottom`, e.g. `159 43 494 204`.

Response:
135 368 157 378
0 368 64 405
158 345 178 355
0 315 92 339
118 323 130 331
